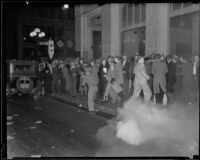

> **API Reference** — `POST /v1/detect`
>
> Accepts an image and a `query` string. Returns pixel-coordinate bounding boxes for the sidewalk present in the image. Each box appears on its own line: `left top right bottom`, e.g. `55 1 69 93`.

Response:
52 93 121 116
50 91 199 117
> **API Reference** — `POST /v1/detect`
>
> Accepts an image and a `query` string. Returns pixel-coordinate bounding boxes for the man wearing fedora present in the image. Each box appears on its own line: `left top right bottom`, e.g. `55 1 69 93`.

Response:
122 54 130 99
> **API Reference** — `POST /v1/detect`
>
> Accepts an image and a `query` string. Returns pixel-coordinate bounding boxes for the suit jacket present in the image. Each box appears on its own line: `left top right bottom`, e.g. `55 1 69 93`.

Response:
122 61 130 79
181 62 193 83
115 62 123 85
99 63 109 80
166 61 176 83
151 61 168 80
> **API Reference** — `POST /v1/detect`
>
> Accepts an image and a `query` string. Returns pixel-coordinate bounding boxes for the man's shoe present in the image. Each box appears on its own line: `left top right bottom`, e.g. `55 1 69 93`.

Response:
88 111 96 114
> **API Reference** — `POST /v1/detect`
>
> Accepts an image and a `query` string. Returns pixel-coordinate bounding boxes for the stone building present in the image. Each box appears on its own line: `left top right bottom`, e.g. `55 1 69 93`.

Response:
75 3 200 59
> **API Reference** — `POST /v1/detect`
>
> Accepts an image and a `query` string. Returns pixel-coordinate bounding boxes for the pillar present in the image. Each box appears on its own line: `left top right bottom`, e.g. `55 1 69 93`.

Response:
110 4 120 56
145 3 170 56
192 14 199 55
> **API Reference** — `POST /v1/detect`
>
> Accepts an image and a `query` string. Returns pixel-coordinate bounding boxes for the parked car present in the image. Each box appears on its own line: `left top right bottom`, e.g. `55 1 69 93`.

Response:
6 60 38 96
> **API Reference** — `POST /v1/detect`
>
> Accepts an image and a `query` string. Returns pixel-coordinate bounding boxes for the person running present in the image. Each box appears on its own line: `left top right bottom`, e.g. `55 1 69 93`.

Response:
131 56 152 102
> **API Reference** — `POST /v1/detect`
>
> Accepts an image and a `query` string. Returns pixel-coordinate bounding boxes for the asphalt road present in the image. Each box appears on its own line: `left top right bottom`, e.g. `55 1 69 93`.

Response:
6 95 109 158
5 94 199 158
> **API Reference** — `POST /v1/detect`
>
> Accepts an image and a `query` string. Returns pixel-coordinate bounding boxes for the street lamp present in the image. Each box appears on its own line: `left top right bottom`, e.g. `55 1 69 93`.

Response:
63 4 69 9
29 28 45 61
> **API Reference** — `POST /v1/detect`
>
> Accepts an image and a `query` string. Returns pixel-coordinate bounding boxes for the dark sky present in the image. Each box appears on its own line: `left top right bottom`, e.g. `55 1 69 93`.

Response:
3 2 75 60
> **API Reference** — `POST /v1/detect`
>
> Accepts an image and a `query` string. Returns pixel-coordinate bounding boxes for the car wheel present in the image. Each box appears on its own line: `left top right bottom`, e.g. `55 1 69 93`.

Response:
16 77 34 94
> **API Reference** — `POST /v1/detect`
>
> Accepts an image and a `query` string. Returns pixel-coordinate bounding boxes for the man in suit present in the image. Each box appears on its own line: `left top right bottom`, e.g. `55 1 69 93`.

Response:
192 55 199 103
83 67 98 114
122 54 130 99
151 54 168 104
166 55 176 104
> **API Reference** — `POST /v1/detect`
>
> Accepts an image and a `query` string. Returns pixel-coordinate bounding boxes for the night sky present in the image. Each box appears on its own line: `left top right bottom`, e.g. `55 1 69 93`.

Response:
3 2 75 60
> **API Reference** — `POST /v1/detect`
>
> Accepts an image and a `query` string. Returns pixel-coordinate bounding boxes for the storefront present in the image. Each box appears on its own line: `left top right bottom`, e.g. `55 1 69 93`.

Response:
120 4 146 57
75 3 199 59
169 3 199 58
120 3 199 57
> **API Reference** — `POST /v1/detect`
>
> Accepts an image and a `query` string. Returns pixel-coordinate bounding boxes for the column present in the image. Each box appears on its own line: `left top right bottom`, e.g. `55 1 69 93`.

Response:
145 3 170 56
192 14 199 55
81 16 87 58
110 4 120 56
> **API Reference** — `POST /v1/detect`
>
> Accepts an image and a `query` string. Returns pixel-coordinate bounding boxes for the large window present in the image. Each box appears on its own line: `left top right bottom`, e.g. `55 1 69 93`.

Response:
121 27 145 56
170 11 199 57
121 3 146 28
122 5 127 27
134 3 146 24
170 3 197 11
128 4 133 25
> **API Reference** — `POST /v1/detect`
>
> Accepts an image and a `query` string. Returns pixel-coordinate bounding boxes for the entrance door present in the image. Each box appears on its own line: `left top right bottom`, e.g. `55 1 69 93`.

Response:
93 31 102 59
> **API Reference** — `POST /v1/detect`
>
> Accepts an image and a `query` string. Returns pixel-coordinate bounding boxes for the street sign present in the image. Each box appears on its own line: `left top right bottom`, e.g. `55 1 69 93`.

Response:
39 41 48 45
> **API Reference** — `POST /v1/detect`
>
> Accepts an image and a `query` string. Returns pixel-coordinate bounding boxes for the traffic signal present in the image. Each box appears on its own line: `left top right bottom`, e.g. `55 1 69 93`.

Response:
48 39 54 59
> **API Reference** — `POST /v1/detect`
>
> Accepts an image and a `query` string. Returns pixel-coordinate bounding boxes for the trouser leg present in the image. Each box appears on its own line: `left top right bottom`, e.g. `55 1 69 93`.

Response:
104 83 110 97
110 86 117 102
88 86 97 111
123 77 129 98
159 79 167 93
131 83 142 100
71 76 77 96
167 92 174 104
153 79 160 95
142 83 152 102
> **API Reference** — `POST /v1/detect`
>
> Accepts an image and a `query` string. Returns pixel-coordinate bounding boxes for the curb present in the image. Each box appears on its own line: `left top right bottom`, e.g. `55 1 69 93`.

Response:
52 95 117 117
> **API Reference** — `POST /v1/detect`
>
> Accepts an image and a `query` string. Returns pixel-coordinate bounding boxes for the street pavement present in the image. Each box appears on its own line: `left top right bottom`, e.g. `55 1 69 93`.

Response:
6 95 109 158
5 92 199 158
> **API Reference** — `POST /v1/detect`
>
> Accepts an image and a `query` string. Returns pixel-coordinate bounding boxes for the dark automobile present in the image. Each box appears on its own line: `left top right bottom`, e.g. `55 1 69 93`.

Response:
6 60 38 96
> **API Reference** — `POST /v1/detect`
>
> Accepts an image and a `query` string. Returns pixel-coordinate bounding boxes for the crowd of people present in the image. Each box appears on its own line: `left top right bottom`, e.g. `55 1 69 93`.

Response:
34 53 199 113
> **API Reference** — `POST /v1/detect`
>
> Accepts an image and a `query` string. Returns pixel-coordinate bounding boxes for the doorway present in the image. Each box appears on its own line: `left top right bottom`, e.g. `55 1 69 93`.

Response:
92 31 102 59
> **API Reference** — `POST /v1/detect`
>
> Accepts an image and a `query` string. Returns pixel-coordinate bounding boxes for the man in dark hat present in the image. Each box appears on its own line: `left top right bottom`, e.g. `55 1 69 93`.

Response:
166 55 176 103
122 54 130 99
151 53 168 104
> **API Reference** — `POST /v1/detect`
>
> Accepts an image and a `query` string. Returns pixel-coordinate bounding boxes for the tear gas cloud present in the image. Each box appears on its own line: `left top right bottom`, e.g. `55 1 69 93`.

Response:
95 98 199 157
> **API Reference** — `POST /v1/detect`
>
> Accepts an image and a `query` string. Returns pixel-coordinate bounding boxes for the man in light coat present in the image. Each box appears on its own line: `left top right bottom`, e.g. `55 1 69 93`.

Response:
83 67 98 113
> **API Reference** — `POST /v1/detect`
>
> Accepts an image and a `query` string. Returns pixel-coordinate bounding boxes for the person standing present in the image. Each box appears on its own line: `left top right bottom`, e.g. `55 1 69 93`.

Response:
131 56 152 102
151 54 168 104
61 61 70 94
122 54 130 99
51 60 61 96
99 59 109 98
128 57 135 96
83 67 98 114
69 61 78 97
114 56 123 87
166 55 176 104
89 60 99 100
192 55 199 103
43 64 52 97
180 57 194 104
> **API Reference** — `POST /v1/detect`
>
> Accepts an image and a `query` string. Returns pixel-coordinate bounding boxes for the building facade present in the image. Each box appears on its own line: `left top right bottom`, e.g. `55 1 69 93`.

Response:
75 3 200 59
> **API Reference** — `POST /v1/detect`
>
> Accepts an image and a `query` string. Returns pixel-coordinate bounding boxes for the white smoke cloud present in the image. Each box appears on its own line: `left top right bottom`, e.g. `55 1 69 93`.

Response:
95 98 199 157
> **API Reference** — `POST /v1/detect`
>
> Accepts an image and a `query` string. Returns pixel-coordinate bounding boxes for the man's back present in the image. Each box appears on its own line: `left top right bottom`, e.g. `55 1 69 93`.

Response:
152 61 168 79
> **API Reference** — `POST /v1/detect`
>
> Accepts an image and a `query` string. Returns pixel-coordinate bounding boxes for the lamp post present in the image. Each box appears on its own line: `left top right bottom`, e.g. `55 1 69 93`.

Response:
30 28 45 61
